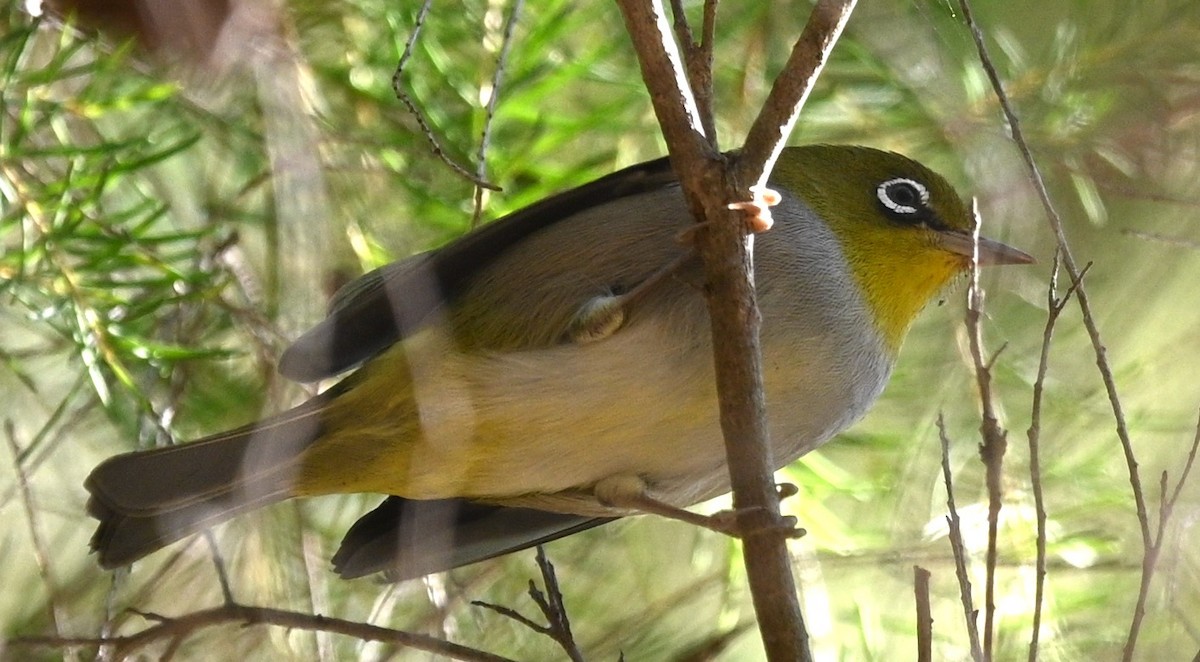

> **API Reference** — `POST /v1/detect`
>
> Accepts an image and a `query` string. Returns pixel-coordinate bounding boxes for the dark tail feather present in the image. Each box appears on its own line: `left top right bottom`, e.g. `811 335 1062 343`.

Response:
331 496 615 580
86 398 328 568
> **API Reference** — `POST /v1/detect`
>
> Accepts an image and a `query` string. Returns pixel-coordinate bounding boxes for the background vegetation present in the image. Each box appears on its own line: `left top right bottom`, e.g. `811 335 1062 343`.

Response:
2 0 1199 659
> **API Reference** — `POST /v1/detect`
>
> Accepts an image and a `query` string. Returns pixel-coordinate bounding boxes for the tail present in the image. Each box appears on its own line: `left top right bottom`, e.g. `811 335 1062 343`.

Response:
85 396 329 568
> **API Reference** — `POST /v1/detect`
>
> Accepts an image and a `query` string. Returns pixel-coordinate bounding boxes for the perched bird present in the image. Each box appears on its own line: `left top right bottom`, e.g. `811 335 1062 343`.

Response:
85 145 1033 579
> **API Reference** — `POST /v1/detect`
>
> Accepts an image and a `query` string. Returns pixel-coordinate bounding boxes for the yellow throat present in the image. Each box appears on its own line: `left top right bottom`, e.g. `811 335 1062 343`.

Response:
773 145 1017 353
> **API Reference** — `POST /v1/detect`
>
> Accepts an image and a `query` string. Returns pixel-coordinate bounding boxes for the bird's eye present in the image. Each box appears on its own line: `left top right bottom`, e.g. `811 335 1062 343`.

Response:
876 177 931 223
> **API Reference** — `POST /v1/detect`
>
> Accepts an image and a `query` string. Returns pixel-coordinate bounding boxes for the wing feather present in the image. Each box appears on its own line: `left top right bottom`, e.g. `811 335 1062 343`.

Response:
278 157 679 381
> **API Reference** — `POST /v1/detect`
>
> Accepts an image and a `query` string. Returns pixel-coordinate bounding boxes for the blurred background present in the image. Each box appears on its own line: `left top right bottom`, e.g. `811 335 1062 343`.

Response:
2 0 1199 659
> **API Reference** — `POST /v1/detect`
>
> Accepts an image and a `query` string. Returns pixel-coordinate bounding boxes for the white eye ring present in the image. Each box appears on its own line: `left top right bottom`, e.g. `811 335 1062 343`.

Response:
877 178 930 216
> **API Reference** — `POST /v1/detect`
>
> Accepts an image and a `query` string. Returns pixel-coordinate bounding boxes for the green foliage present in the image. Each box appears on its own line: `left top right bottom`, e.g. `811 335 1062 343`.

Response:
3 0 1200 660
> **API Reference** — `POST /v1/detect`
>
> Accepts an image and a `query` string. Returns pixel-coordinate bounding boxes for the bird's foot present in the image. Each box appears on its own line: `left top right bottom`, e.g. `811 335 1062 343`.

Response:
594 476 805 539
726 185 781 233
674 184 781 246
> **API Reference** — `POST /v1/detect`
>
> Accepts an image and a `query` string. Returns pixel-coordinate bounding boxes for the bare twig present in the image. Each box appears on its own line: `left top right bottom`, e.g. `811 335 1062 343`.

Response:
12 603 515 662
1025 253 1057 661
666 0 718 141
5 421 68 654
964 201 1009 661
1162 413 1200 530
472 547 584 662
617 2 789 659
201 530 236 606
1124 410 1200 658
471 0 523 227
615 3 857 660
914 565 933 662
615 0 712 159
1025 255 1088 661
938 413 984 662
392 0 500 191
300 527 335 662
471 600 545 633
528 547 585 662
955 1 1150 657
734 0 856 188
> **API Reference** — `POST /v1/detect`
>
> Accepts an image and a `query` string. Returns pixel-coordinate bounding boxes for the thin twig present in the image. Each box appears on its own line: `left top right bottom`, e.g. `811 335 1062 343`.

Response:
666 0 718 141
955 2 1149 657
615 3 856 660
1025 255 1089 662
392 0 500 191
530 546 585 662
471 600 546 633
471 547 584 661
938 413 984 662
615 0 711 162
1162 411 1200 523
667 0 694 43
914 565 933 662
1124 409 1200 659
12 602 515 662
201 530 236 606
964 200 1008 661
734 0 856 187
1025 252 1057 661
5 421 68 655
471 0 523 227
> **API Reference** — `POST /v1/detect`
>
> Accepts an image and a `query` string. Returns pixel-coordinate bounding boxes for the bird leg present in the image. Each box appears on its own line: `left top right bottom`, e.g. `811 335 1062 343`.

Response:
566 183 780 345
594 475 805 539
566 251 696 344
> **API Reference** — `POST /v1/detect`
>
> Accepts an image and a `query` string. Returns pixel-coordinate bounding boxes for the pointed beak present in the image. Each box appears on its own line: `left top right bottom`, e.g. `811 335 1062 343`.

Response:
936 230 1035 266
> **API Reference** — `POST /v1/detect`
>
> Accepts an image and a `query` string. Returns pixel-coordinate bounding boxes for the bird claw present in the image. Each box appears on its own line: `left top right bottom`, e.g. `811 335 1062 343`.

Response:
705 507 806 540
700 482 804 538
674 185 782 246
775 481 799 500
727 185 781 233
593 475 805 539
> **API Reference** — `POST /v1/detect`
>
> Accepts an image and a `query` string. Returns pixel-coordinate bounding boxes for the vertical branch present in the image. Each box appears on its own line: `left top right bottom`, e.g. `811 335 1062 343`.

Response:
202 531 236 606
964 202 1008 661
615 2 855 660
5 422 67 650
1026 254 1085 661
1025 254 1057 662
939 414 985 662
666 0 718 140
614 0 712 158
955 1 1151 657
914 565 933 662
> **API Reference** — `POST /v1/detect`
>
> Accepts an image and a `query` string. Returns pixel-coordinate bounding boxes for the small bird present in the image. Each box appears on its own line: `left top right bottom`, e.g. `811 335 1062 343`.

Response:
85 145 1033 580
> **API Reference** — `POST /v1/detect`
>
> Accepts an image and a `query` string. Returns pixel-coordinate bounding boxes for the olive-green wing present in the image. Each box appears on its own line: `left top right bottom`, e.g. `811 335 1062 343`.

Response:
278 156 680 382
